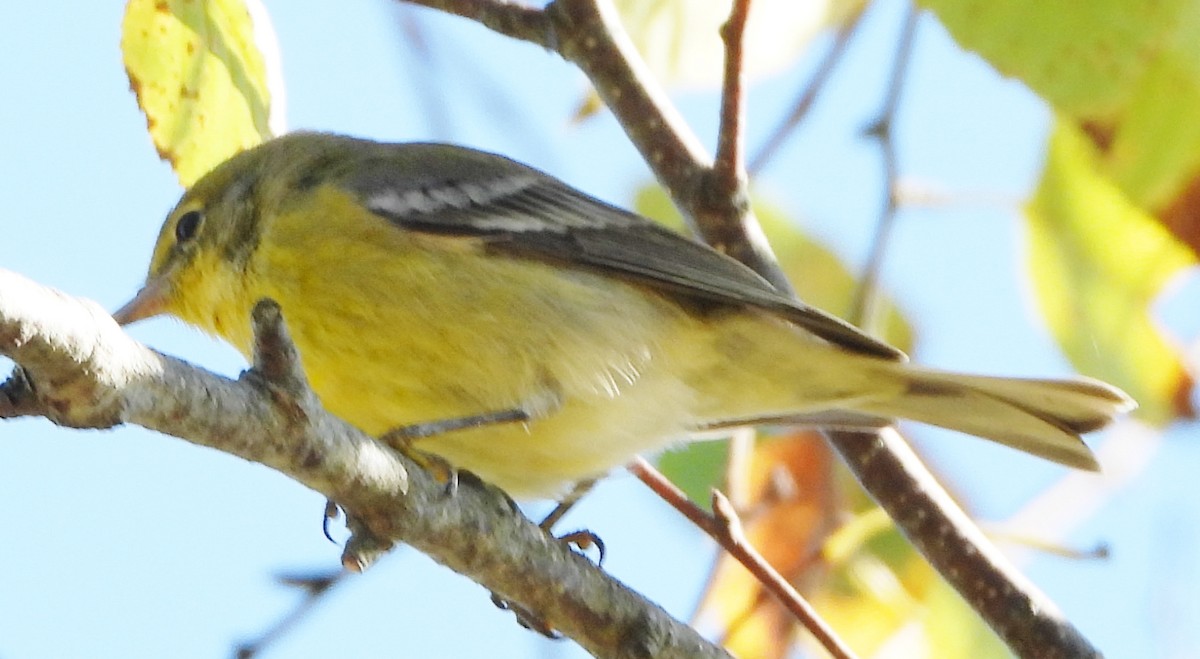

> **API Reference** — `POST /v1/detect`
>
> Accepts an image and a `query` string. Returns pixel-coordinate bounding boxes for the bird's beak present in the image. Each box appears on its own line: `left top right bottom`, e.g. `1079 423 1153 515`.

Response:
112 277 168 326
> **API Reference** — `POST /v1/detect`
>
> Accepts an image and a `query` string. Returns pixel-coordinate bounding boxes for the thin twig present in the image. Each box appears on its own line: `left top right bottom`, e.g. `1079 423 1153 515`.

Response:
833 6 1097 656
848 1 919 329
712 0 753 196
748 5 867 175
629 458 857 659
714 6 848 650
236 571 348 659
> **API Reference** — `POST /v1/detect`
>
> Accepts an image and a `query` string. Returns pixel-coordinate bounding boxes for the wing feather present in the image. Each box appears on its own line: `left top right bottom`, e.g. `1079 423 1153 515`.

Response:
339 142 904 360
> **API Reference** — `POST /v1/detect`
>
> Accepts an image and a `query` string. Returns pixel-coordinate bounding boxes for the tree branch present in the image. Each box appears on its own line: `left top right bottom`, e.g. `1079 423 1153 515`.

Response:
832 430 1100 658
402 0 555 47
0 269 731 659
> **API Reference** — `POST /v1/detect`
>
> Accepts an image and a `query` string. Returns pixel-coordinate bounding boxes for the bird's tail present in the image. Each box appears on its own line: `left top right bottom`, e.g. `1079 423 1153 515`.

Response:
689 315 1135 469
854 364 1136 470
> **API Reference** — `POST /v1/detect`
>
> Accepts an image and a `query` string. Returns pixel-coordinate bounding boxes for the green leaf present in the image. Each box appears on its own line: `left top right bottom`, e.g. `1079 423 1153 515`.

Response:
656 439 728 507
921 0 1200 212
122 0 284 187
1104 47 1200 209
921 2 1199 423
1026 121 1196 424
918 0 1188 121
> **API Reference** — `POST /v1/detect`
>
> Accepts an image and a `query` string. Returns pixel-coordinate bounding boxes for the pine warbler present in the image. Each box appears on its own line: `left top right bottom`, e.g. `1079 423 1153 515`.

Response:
114 132 1134 498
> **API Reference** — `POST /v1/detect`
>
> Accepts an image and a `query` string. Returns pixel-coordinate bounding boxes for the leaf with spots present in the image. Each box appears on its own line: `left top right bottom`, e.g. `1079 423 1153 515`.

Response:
122 0 285 187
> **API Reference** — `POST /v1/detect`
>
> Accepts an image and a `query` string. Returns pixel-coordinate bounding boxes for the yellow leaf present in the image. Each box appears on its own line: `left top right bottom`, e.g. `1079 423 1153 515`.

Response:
1026 121 1196 424
122 0 285 187
901 565 1010 659
811 521 1008 658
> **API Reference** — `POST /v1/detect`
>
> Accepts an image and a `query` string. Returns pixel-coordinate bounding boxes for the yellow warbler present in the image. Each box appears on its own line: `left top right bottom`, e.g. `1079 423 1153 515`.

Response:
114 132 1134 499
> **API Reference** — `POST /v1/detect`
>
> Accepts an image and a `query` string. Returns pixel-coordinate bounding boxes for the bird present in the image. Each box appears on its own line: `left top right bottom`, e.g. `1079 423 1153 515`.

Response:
113 131 1135 499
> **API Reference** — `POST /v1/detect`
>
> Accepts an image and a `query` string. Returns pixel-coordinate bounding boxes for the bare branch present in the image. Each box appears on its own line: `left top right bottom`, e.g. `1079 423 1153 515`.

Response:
403 0 794 291
402 0 555 47
0 269 731 659
545 0 711 212
712 0 753 197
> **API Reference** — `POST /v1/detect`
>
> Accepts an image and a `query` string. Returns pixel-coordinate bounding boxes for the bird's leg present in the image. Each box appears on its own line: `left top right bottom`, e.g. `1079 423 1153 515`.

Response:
539 478 605 564
322 499 342 543
323 391 562 541
365 388 610 639
379 386 564 494
380 409 530 494
383 407 535 441
538 478 593 530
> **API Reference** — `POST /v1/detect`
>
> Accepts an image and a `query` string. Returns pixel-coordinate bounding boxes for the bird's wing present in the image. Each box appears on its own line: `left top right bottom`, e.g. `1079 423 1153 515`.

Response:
338 143 903 360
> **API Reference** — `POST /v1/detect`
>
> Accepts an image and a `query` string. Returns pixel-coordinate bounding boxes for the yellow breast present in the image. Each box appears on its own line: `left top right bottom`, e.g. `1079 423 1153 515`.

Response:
188 188 702 497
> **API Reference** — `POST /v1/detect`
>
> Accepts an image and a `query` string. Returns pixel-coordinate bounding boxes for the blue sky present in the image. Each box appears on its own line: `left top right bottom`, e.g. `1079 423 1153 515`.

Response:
1 1 1195 657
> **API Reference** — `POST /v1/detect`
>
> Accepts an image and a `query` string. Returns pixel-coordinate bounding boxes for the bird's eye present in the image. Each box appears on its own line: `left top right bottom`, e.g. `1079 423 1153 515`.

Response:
175 210 203 243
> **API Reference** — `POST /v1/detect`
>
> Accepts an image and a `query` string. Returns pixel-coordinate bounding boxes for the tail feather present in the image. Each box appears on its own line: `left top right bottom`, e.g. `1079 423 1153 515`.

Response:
857 366 1136 471
689 314 1135 470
